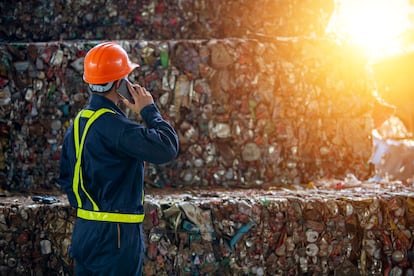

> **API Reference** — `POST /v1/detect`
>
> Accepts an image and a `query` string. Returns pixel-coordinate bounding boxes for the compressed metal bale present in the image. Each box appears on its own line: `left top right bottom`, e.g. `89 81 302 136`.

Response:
0 39 373 191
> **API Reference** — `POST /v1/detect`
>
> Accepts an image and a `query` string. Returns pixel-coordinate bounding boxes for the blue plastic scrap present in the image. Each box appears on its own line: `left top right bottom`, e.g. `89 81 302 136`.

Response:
229 220 257 251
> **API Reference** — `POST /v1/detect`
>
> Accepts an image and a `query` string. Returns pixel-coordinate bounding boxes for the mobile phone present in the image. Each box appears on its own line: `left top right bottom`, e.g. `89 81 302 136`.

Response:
117 78 135 103
32 195 59 204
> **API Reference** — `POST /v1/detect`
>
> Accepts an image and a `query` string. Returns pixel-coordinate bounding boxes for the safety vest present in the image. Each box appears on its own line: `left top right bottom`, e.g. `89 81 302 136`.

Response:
72 108 145 223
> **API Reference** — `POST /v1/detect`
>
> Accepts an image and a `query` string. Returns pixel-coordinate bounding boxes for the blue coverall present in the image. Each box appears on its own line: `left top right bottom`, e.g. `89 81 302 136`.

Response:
59 94 179 275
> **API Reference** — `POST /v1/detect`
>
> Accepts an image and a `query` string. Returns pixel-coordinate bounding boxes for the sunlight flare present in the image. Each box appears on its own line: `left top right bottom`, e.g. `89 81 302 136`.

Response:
327 0 412 60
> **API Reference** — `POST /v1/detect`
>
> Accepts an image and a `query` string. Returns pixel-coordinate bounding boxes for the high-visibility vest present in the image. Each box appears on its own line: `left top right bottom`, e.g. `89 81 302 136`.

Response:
72 108 145 223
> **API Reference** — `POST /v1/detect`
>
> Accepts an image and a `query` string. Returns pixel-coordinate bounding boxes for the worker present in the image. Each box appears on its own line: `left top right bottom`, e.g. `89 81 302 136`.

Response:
58 42 179 275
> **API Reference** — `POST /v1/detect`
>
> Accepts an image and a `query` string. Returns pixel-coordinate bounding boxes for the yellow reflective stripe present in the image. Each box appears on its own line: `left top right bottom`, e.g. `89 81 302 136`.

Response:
73 157 82 208
73 112 83 208
72 108 116 210
77 209 145 223
73 109 93 207
81 109 95 118
77 108 115 210
79 168 99 211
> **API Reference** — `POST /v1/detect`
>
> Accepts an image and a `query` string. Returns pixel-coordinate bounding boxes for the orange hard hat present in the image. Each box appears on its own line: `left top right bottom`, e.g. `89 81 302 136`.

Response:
83 42 139 84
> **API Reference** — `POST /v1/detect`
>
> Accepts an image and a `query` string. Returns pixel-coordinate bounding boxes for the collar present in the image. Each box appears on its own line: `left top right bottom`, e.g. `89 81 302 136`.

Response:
87 93 126 117
89 82 114 93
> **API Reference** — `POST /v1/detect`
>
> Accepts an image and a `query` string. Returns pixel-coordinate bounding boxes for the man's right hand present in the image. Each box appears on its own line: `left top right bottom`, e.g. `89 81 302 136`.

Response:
123 82 154 114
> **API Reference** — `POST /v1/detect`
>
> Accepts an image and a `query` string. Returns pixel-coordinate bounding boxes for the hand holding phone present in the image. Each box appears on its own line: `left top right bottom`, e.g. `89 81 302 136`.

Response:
117 78 135 103
118 78 154 114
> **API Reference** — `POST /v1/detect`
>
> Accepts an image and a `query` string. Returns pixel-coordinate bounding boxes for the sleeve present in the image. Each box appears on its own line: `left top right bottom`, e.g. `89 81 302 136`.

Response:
58 130 78 207
118 104 179 164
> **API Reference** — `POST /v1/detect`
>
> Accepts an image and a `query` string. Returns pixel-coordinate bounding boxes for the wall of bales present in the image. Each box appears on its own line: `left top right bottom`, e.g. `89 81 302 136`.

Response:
0 0 377 192
0 1 405 275
0 39 374 191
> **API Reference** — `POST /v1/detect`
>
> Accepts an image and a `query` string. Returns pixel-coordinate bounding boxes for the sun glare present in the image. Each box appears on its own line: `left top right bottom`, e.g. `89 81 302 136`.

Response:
326 0 412 60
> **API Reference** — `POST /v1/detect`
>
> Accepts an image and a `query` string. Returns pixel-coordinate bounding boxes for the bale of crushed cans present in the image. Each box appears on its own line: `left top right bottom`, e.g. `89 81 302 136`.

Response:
1 182 414 275
0 0 334 43
0 38 374 192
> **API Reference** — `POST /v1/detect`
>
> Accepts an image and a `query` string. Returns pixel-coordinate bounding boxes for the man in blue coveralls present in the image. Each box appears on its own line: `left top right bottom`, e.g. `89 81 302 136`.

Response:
58 42 179 275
